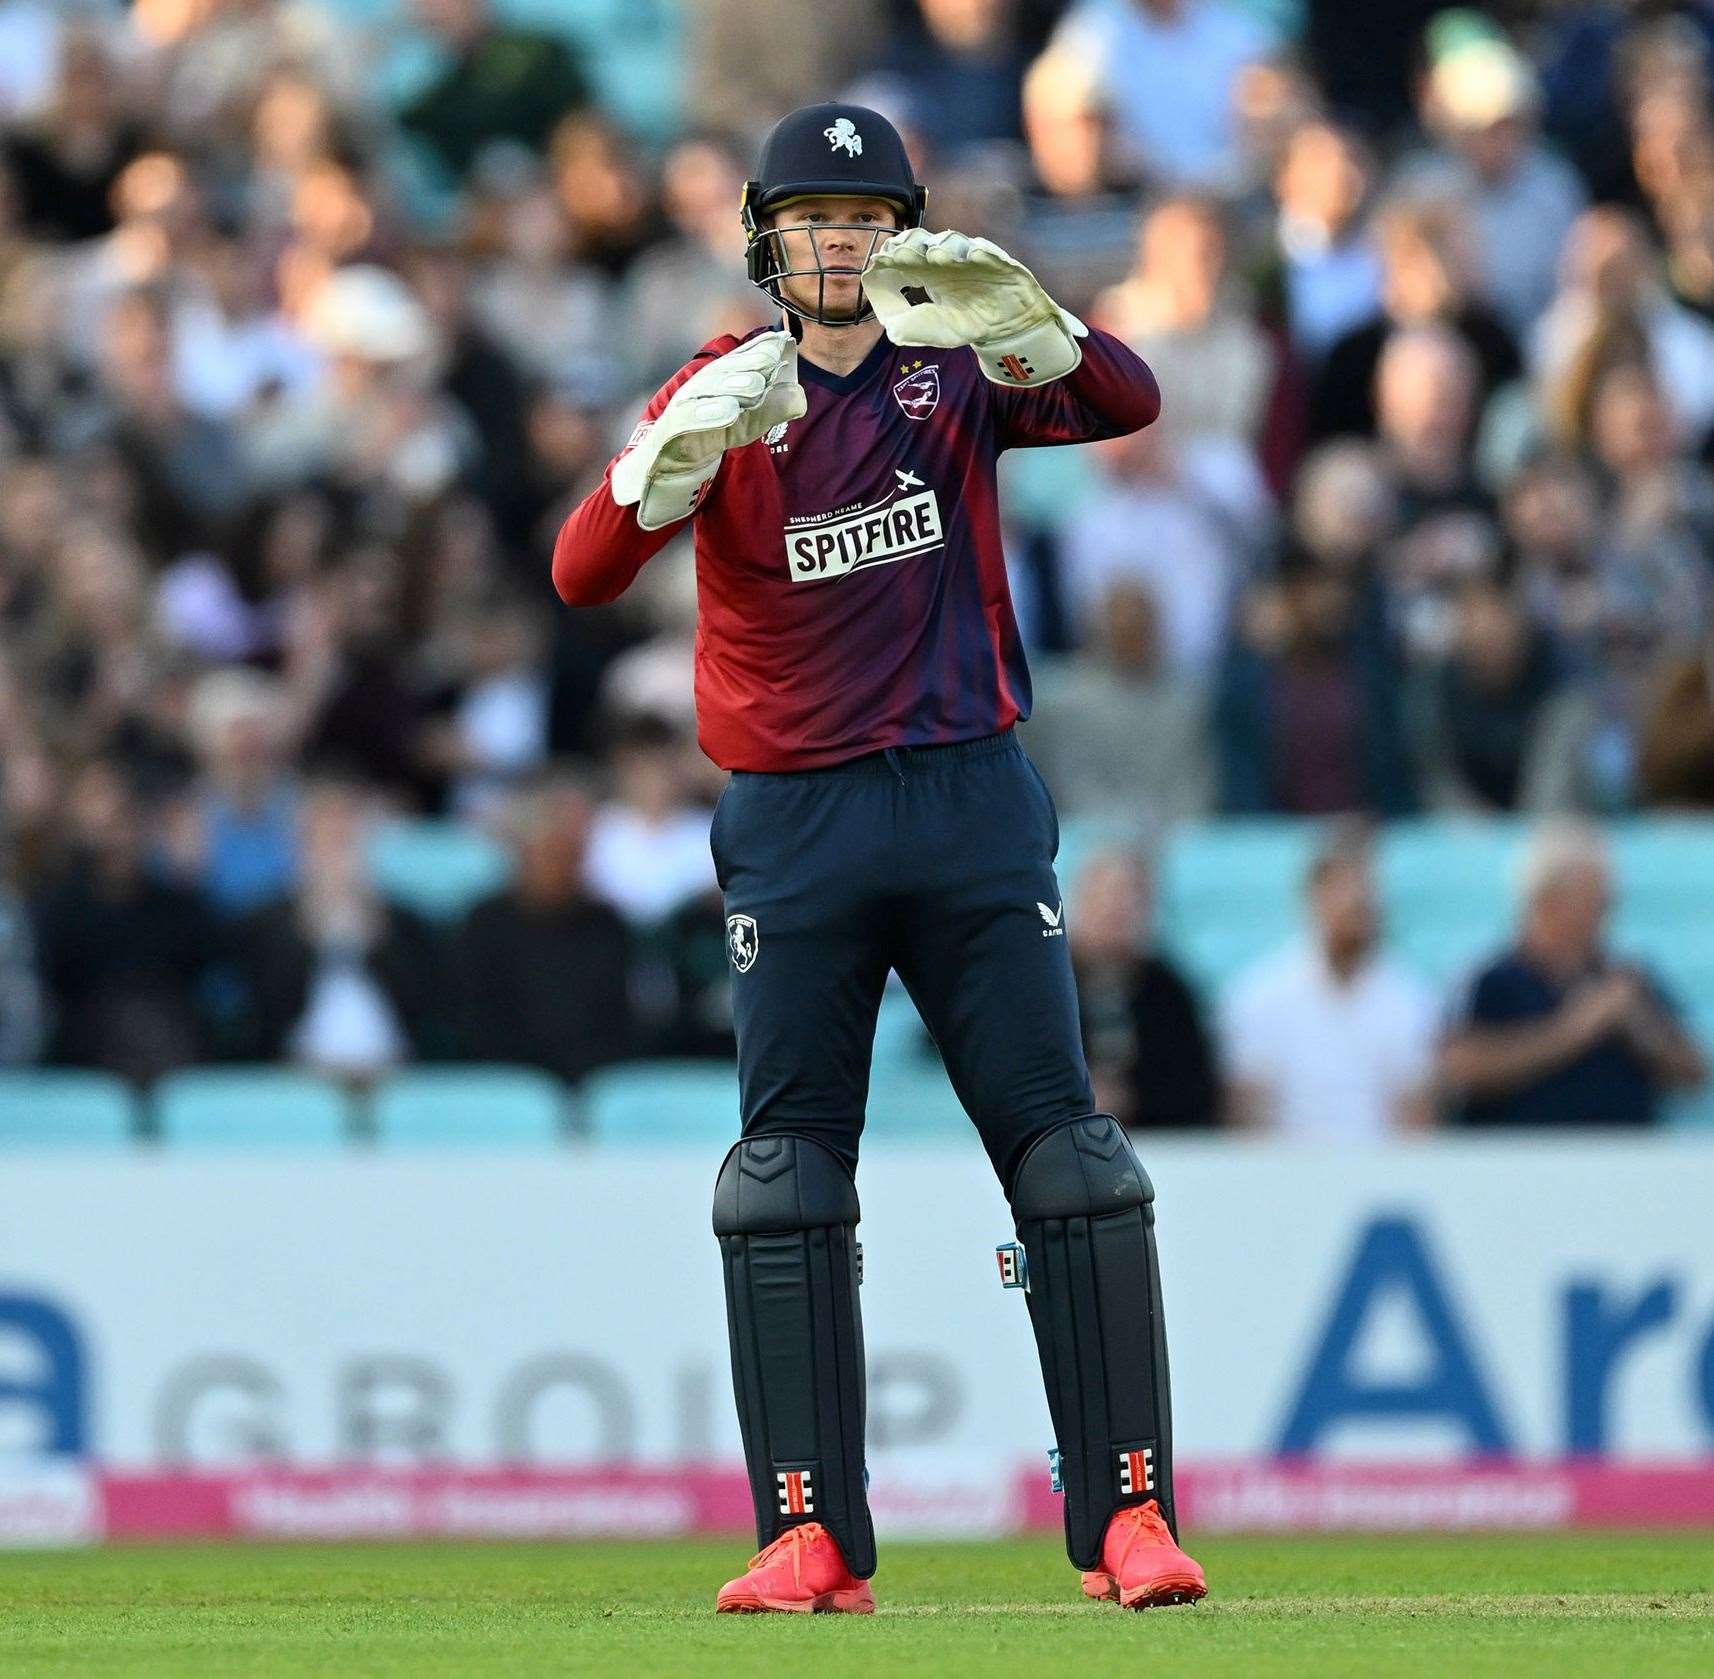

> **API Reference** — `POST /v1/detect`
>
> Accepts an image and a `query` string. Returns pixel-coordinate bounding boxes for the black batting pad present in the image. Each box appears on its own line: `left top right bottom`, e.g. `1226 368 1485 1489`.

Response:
713 1133 875 1578
1009 1114 1177 1568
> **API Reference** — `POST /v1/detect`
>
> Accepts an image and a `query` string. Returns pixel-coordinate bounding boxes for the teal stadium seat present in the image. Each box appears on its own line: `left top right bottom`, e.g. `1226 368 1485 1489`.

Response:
0 1071 138 1147
371 1066 567 1146
1670 999 1714 1128
153 1069 355 1148
579 1061 739 1147
866 1070 970 1141
1157 821 1307 990
870 989 934 1083
580 1059 970 1147
366 819 510 922
1380 820 1520 947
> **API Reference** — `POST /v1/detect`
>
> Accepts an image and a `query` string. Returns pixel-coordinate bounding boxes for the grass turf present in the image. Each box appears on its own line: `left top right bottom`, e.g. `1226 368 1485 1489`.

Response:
0 1532 1710 1677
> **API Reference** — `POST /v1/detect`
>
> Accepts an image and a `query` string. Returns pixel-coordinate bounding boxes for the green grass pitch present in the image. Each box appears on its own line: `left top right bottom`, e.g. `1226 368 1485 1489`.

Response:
1 1533 1710 1677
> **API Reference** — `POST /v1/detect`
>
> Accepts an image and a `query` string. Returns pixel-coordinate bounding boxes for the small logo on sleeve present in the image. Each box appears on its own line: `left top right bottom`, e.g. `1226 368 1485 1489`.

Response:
726 914 759 973
776 1468 814 1515
1037 901 1064 937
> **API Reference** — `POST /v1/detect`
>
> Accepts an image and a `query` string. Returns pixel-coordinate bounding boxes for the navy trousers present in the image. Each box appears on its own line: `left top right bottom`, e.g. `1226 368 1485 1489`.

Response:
710 730 1093 1193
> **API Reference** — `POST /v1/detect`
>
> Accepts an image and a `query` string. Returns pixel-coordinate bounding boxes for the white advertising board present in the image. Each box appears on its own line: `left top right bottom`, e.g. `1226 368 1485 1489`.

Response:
2 1139 1712 1540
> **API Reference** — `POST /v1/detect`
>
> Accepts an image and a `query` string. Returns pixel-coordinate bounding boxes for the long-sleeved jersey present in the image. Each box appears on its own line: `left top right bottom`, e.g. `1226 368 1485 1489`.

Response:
553 324 1160 770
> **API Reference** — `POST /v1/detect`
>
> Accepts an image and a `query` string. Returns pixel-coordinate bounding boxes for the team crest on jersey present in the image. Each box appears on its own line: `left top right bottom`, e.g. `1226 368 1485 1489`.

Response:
893 362 940 420
824 118 862 157
727 913 759 973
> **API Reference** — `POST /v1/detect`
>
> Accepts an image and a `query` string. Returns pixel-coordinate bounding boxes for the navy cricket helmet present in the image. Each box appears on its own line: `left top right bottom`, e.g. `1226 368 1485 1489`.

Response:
741 102 926 327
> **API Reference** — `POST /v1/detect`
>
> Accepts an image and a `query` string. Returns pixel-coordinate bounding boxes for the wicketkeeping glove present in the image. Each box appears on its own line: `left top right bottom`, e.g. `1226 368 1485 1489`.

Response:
862 227 1089 388
611 331 806 529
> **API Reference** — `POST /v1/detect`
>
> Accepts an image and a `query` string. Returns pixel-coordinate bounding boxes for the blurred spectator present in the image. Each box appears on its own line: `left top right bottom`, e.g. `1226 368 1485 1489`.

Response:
1374 325 1489 523
64 286 249 551
1221 825 1436 1136
1042 0 1276 193
248 263 471 505
229 778 441 1074
422 586 551 821
1287 439 1399 587
1396 17 1585 339
1025 578 1209 823
1257 120 1383 363
1302 0 1439 141
182 668 300 918
1587 360 1714 645
1409 574 1596 814
1095 196 1275 478
1060 426 1245 679
1661 178 1714 325
1503 452 1607 666
33 759 221 1083
686 0 885 137
2 28 143 242
1022 42 1130 199
129 0 361 147
1637 629 1714 809
585 714 717 926
293 547 432 801
622 135 774 391
469 180 618 393
1532 206 1714 450
172 231 322 423
1540 2 1714 203
402 242 536 512
879 0 1029 164
1216 556 1416 816
651 887 738 1061
397 0 590 182
1312 198 1521 442
548 112 666 282
455 776 635 1082
1071 847 1220 1129
1441 821 1706 1125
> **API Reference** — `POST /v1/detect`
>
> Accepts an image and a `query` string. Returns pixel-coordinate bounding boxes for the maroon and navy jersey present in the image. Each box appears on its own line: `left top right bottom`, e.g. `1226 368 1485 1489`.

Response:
552 325 1160 770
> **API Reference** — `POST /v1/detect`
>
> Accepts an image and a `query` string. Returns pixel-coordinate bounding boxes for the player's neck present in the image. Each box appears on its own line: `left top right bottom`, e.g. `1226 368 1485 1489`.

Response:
792 315 885 379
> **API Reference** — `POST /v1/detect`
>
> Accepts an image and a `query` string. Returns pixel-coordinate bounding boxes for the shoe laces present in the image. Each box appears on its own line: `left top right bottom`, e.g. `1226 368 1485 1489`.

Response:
747 1522 826 1575
1111 1500 1175 1551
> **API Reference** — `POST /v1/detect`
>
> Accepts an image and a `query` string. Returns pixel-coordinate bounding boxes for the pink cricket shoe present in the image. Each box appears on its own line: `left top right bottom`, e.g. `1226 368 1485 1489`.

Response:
1080 1500 1208 1610
715 1522 876 1614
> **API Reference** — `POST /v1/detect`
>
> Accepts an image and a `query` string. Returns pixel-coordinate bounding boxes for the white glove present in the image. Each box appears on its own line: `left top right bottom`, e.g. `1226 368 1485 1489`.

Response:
862 227 1088 388
611 332 806 529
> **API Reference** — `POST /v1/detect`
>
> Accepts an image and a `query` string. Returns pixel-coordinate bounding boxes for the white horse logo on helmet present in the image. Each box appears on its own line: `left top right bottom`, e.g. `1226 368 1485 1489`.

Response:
824 118 863 157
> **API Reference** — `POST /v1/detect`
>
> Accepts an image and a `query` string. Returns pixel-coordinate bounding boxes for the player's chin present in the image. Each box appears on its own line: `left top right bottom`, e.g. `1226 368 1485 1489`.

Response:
800 274 866 319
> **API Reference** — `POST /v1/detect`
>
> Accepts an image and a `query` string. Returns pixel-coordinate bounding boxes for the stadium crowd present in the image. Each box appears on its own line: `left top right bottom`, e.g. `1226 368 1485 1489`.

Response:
0 0 1709 1129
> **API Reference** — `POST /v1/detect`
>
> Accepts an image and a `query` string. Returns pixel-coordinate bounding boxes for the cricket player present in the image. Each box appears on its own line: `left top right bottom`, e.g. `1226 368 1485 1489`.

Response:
553 103 1204 1615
